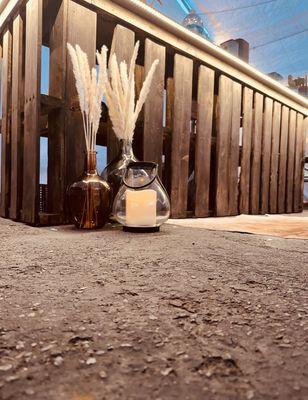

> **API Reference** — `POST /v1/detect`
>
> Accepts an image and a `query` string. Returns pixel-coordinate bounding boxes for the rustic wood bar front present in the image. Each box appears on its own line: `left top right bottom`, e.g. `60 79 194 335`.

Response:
0 0 307 225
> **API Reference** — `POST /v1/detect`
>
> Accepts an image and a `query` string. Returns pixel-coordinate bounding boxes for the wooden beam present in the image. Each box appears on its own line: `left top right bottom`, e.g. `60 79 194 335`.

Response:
0 26 12 218
10 13 24 220
65 0 97 186
293 113 304 212
107 24 135 162
269 101 282 213
239 87 253 214
286 110 297 213
171 54 193 218
277 106 289 214
143 38 165 175
194 65 214 217
47 0 68 221
250 92 263 214
22 0 42 224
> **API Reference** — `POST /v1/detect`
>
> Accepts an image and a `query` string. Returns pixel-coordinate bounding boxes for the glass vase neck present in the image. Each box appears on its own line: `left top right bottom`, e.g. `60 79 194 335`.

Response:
86 151 97 174
120 139 134 158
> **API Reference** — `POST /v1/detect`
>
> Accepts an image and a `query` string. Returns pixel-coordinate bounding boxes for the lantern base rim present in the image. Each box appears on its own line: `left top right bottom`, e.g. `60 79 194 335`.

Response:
123 226 160 233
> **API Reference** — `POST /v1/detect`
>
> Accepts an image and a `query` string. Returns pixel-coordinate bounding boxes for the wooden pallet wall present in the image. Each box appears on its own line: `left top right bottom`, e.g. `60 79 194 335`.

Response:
0 0 307 226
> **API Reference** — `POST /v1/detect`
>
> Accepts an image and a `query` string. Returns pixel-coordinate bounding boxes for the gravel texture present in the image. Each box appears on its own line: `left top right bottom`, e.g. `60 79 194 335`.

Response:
0 217 307 400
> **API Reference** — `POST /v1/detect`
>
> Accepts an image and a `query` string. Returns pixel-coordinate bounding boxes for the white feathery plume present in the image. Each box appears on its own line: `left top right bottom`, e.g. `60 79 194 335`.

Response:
96 41 159 142
67 43 107 152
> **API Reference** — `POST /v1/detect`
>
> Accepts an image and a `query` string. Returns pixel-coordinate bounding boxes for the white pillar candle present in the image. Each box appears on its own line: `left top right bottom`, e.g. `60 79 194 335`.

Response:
126 189 157 227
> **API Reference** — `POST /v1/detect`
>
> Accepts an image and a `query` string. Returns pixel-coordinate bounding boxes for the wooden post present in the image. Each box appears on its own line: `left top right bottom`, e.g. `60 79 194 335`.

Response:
10 13 24 220
195 65 214 217
286 110 297 213
250 93 263 214
48 0 68 221
277 106 289 213
143 39 165 175
107 25 135 163
22 0 42 224
0 26 12 218
269 101 282 213
171 54 193 218
260 97 273 214
293 113 304 212
65 0 97 187
239 87 253 214
229 81 242 216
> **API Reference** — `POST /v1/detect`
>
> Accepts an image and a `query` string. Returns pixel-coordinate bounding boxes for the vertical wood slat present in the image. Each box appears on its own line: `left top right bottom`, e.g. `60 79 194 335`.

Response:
300 117 308 208
22 0 42 224
260 97 273 214
250 93 263 214
269 101 282 213
0 27 12 218
143 39 166 176
48 0 68 220
215 75 232 216
10 14 24 220
171 54 193 218
277 106 289 213
229 81 242 216
195 65 214 217
286 110 297 212
107 25 135 163
163 77 174 195
293 113 304 212
239 87 253 214
65 1 97 186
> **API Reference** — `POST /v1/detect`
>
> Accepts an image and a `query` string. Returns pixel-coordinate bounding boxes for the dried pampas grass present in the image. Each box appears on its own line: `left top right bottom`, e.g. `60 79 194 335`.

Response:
97 41 159 141
67 43 107 152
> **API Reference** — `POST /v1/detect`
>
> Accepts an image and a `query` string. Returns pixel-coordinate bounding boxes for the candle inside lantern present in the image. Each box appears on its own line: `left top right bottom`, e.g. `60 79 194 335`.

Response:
126 189 157 227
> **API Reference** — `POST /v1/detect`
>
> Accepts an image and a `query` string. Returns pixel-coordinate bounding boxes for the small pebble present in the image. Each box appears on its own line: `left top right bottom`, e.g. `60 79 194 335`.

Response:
0 364 12 372
53 356 64 367
99 370 107 379
86 357 96 365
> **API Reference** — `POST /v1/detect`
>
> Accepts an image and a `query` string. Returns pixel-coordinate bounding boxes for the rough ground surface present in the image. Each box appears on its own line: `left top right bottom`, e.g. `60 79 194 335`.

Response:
0 217 307 400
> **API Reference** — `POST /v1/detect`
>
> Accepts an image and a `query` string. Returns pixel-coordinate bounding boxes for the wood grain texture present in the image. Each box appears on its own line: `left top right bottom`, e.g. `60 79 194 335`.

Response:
65 0 97 186
269 101 282 213
260 97 273 214
22 0 42 224
195 65 214 217
107 25 135 162
0 27 12 218
239 87 253 214
277 105 289 213
250 92 263 214
229 81 242 216
10 14 24 220
143 39 165 176
300 117 308 208
293 113 304 212
286 110 296 213
215 75 232 216
171 54 193 218
48 0 68 220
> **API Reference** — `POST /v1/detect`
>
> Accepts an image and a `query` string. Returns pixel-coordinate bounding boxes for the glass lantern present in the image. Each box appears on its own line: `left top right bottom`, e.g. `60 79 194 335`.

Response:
113 162 170 232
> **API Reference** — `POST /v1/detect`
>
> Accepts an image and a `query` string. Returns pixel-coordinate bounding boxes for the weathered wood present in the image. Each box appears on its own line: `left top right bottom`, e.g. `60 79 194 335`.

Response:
215 75 232 216
0 27 12 218
107 24 135 162
22 0 42 224
65 0 97 186
277 106 289 213
250 92 263 214
48 0 68 220
143 39 165 175
260 97 273 214
239 87 253 214
171 54 193 218
286 110 297 213
163 77 174 194
293 113 304 212
229 81 242 216
269 101 282 213
300 117 308 208
195 65 214 217
10 14 23 220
